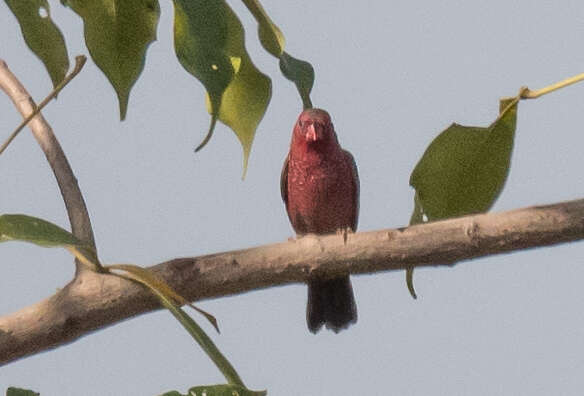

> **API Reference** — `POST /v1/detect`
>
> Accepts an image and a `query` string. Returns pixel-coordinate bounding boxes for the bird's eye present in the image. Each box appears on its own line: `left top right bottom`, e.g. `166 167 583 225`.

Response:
298 120 304 127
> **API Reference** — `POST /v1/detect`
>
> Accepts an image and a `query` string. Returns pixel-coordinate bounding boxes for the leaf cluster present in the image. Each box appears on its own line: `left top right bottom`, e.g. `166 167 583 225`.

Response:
5 0 315 175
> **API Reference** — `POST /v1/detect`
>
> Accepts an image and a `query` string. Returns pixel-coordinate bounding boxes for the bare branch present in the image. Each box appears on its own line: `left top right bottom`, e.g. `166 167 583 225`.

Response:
0 58 95 251
1 198 583 365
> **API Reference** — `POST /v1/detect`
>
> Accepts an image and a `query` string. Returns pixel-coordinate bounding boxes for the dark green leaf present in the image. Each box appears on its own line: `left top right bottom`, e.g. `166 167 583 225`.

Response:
160 384 266 396
279 52 314 109
240 0 314 109
6 387 39 396
173 0 238 151
173 0 271 176
62 0 160 120
187 385 266 396
5 0 69 88
410 96 519 221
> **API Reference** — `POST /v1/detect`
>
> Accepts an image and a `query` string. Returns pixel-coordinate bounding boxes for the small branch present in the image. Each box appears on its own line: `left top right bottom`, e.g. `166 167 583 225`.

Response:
0 56 86 155
0 57 95 251
1 198 583 365
521 71 584 99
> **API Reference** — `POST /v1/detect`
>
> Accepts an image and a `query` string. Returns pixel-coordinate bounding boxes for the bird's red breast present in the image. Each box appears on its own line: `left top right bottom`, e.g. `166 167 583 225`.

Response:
281 108 359 235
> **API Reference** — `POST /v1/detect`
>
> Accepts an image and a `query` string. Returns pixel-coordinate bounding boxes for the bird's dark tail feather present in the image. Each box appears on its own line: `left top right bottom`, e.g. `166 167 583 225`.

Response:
307 276 357 333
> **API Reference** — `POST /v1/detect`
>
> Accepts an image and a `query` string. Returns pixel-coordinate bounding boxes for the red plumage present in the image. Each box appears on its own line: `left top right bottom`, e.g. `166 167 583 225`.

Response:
281 108 359 333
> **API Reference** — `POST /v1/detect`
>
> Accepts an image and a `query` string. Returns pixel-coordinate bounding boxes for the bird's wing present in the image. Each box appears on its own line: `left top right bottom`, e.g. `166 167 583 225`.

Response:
280 155 289 210
343 150 360 231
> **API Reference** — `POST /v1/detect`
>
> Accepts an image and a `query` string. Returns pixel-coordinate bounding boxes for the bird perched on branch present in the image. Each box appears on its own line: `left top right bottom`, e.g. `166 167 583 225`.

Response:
281 108 359 333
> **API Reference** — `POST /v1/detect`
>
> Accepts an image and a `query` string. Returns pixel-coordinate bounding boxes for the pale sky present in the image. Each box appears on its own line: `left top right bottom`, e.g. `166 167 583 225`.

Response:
1 1 584 395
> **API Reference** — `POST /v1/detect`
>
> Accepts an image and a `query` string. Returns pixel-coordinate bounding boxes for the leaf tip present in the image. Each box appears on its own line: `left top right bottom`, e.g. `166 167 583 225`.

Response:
406 268 418 299
241 146 251 180
118 93 129 121
195 115 218 152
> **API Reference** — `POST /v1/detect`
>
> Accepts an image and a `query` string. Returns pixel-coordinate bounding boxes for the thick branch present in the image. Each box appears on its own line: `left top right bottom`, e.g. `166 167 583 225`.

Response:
1 198 583 365
0 59 95 248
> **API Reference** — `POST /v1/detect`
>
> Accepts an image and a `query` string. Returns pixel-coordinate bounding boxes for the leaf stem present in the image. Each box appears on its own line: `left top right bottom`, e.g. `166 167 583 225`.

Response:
240 0 277 37
0 55 86 155
301 94 313 110
520 72 584 99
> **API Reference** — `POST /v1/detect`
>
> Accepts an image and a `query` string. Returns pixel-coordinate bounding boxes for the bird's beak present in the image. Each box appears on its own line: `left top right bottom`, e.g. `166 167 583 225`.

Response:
305 124 318 142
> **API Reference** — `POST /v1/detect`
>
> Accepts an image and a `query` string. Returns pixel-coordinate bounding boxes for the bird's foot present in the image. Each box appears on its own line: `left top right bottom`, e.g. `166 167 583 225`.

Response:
336 227 354 245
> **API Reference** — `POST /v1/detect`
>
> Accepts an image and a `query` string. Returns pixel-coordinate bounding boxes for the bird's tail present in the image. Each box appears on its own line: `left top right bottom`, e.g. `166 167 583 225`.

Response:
307 275 357 333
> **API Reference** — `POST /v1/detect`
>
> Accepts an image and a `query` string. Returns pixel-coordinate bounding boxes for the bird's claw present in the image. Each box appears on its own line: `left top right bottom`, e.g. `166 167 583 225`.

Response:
336 227 354 245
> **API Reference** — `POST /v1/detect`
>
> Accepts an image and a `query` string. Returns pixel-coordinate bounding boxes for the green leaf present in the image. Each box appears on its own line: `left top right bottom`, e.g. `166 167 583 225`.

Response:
240 0 314 109
5 0 69 88
0 214 101 270
0 214 83 247
6 388 39 396
406 96 519 298
160 384 266 396
410 96 519 221
173 0 271 176
279 52 314 109
214 58 271 178
173 0 239 152
62 0 160 120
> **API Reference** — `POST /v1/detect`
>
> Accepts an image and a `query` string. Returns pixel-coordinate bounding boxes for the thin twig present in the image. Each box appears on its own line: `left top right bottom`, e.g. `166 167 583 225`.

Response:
521 72 584 99
0 56 96 251
0 56 86 155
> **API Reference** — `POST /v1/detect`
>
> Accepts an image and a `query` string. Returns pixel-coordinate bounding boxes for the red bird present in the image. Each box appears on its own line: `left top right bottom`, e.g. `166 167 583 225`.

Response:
281 108 359 333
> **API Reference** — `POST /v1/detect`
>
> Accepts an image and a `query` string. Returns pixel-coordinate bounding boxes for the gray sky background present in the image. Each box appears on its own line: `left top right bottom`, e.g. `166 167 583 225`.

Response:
1 1 584 395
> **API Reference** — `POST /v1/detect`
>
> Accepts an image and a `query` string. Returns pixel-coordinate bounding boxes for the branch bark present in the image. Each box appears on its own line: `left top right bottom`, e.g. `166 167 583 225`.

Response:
1 198 583 365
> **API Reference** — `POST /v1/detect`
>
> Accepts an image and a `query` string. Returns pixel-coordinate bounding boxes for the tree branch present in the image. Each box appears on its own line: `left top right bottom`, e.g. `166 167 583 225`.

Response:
1 198 583 365
0 58 95 251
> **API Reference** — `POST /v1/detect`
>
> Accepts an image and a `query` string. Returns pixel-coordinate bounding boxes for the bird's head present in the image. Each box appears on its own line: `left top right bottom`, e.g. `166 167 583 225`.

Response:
292 108 338 149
